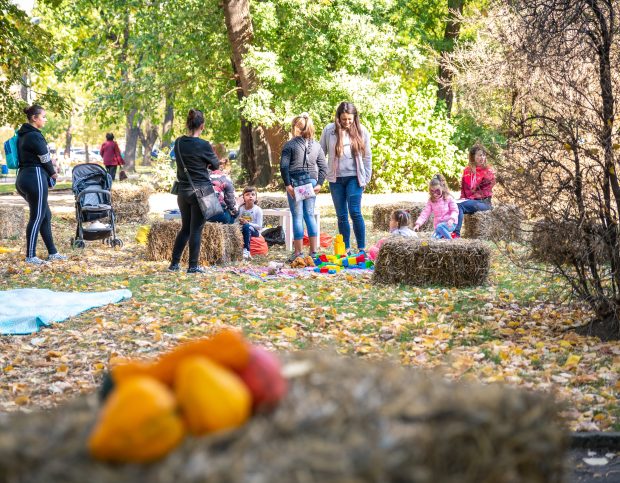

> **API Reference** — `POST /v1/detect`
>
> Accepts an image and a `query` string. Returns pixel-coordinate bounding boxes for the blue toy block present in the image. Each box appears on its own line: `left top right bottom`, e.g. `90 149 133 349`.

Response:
328 269 336 274
342 258 349 267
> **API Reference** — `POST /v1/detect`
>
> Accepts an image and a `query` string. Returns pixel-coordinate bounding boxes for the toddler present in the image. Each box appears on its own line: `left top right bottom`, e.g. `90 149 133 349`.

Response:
368 209 416 261
414 174 458 239
237 186 263 259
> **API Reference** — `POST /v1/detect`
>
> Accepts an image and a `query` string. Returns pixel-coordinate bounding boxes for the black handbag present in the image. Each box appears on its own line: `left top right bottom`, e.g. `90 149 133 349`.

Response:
175 138 223 220
261 226 285 246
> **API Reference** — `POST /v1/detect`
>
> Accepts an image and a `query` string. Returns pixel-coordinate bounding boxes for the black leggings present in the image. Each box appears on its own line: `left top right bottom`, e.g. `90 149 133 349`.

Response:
171 191 206 268
106 165 117 182
16 166 57 258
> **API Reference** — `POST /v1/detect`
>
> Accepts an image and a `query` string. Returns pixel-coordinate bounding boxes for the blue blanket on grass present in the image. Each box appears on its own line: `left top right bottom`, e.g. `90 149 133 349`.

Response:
0 288 132 335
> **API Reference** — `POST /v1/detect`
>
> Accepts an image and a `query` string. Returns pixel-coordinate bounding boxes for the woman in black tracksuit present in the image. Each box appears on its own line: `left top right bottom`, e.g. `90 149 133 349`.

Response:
16 105 66 265
168 109 220 274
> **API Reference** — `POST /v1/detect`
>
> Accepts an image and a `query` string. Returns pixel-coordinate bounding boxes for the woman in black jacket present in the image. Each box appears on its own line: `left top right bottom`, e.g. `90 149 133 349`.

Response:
16 105 67 265
280 113 327 261
168 109 220 274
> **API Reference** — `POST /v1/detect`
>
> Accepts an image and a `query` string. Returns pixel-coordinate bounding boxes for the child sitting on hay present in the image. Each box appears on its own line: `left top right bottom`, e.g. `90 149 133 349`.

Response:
237 186 263 260
368 210 416 260
413 174 458 239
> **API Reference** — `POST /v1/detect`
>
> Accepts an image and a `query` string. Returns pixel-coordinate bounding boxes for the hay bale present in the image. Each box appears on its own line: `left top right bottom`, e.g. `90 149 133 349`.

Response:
0 205 25 239
111 184 152 223
463 204 523 243
257 195 289 227
373 237 491 287
146 220 242 266
0 351 567 483
372 202 433 232
530 220 608 265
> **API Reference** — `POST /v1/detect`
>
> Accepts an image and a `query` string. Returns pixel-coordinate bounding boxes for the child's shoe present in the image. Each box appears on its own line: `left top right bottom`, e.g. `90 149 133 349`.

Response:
25 257 47 265
243 249 252 260
287 252 303 263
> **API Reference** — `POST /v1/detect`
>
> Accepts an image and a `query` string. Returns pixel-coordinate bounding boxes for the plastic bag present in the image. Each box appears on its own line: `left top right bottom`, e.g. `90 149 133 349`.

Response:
261 226 285 246
250 236 269 256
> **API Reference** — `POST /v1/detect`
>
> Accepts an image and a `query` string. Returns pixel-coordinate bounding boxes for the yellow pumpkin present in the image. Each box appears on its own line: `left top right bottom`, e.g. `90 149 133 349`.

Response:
111 329 250 386
88 376 185 463
175 356 251 435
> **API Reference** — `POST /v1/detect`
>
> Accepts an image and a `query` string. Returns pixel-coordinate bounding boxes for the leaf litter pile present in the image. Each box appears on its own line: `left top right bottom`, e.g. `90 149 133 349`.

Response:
0 212 619 433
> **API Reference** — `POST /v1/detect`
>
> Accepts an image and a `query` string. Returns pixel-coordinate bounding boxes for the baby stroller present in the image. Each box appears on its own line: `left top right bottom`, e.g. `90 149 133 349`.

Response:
71 163 123 249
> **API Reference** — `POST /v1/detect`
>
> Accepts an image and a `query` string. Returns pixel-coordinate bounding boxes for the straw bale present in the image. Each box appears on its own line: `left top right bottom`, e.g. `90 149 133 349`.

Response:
146 220 242 265
0 205 25 239
372 202 433 232
0 351 567 483
530 220 608 265
258 195 289 227
373 237 491 287
463 204 523 243
111 184 152 223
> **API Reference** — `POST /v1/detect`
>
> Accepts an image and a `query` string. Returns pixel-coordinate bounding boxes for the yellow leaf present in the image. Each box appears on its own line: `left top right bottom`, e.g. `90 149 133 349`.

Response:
56 364 68 373
559 340 572 349
564 354 581 369
14 395 30 406
4 365 13 372
47 350 63 358
281 327 297 339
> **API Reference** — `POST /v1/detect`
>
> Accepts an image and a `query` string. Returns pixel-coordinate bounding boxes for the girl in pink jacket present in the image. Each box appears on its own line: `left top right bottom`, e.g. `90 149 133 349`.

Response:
413 174 459 239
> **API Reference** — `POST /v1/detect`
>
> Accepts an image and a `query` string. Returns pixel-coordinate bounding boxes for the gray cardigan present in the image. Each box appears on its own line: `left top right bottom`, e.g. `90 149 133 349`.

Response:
319 122 372 187
280 137 327 186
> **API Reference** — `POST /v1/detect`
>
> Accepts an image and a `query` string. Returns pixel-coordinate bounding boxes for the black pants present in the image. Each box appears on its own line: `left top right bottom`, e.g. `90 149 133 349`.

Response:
15 166 57 258
106 165 117 183
171 190 206 268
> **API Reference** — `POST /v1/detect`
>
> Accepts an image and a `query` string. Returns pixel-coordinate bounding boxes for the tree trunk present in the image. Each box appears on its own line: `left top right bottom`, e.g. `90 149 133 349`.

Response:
436 0 465 116
124 108 140 171
223 0 272 186
84 143 90 163
161 92 175 146
138 121 159 166
64 114 73 160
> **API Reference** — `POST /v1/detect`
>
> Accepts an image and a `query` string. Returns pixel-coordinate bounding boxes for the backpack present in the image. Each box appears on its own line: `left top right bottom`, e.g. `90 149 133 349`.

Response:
3 131 19 169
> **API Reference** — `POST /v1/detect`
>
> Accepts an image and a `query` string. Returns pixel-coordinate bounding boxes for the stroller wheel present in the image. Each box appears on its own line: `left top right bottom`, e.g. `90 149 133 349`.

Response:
72 239 86 249
111 238 124 249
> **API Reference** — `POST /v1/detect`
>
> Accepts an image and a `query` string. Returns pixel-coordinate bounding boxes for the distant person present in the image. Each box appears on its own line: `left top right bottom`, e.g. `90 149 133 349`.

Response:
320 102 372 254
168 109 220 274
413 174 458 239
453 144 496 238
280 113 327 261
15 105 67 265
99 133 123 182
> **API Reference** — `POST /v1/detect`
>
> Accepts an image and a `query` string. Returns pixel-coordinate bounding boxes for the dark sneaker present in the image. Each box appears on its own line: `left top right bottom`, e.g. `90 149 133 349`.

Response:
168 263 180 272
187 266 206 274
309 251 319 258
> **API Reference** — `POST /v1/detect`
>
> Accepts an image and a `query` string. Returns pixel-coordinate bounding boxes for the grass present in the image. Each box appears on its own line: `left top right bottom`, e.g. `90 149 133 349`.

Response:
0 182 72 194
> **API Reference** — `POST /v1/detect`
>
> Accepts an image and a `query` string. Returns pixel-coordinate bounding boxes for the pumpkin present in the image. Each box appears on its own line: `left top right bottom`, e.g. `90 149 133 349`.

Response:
111 329 250 386
237 346 287 412
88 376 185 463
175 356 251 435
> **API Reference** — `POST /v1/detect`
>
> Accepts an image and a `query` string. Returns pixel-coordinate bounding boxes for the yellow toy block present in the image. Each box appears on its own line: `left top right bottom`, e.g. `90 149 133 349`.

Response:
334 234 346 257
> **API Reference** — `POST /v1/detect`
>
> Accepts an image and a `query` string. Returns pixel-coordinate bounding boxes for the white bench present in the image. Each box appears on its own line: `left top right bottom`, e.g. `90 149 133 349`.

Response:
163 208 321 251
261 208 321 251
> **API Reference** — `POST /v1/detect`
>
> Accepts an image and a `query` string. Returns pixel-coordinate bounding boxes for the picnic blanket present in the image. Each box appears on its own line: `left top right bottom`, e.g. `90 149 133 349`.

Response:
0 288 132 335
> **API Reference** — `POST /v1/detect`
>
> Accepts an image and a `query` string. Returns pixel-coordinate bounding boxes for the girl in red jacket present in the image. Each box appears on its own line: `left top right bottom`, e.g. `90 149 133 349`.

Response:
453 145 495 238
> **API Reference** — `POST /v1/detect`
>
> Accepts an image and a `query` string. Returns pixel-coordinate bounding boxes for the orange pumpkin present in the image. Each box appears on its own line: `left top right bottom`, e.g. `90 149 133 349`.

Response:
111 329 250 386
88 376 185 463
175 356 251 435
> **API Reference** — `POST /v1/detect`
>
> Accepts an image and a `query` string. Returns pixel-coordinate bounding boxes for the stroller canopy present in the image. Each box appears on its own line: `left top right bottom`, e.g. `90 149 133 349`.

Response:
72 163 112 196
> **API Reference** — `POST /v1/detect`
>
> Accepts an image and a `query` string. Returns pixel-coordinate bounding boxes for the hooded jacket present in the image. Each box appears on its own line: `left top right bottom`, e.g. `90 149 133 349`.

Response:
17 123 55 177
415 196 459 229
461 165 495 200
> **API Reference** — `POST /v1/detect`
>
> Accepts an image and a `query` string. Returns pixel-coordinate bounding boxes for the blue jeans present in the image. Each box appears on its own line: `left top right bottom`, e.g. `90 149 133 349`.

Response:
241 223 260 250
455 199 492 235
287 179 318 240
433 222 455 239
207 209 234 224
329 176 365 250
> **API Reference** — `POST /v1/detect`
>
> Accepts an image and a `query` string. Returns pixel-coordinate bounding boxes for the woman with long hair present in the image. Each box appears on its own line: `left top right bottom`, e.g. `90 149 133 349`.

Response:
319 102 372 253
168 109 220 274
453 144 495 238
280 112 327 261
16 105 67 265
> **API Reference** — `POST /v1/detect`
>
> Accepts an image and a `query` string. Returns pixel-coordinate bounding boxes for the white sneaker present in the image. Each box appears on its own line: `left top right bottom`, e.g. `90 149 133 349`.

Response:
47 253 68 261
25 257 47 265
243 249 252 259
